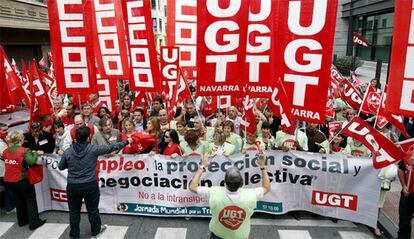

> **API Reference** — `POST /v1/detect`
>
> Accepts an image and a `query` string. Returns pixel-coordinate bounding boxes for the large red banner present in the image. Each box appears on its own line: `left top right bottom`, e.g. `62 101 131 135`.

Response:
386 0 414 117
97 77 118 112
166 0 197 80
160 46 180 96
341 117 405 169
276 0 338 123
83 0 129 79
47 0 97 94
244 0 277 97
197 0 250 96
122 0 161 92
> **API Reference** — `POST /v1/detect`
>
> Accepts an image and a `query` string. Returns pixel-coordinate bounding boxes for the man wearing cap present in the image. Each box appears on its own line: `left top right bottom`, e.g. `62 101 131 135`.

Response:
190 155 271 239
397 151 414 238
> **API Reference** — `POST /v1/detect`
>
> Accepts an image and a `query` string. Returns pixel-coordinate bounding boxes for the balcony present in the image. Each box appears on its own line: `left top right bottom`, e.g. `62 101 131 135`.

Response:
0 0 49 31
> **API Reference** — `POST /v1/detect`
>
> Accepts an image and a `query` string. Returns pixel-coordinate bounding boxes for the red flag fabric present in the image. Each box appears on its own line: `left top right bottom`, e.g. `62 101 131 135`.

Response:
244 0 277 98
29 60 52 116
330 65 345 98
376 86 410 137
169 69 192 119
353 32 369 47
0 48 14 111
267 79 296 135
196 0 250 96
160 47 180 96
328 121 343 141
122 0 161 92
276 0 338 123
131 131 158 153
361 85 381 115
20 59 32 106
241 96 257 135
331 65 346 83
83 0 129 79
340 79 364 110
96 77 118 112
326 98 335 119
385 0 414 117
397 138 414 152
350 71 364 90
1 47 27 105
38 56 47 67
341 117 405 169
166 0 197 80
47 0 98 94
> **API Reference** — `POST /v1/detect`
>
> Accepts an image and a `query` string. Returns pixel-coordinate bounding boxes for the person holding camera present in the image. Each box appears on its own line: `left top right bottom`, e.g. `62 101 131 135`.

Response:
189 154 271 239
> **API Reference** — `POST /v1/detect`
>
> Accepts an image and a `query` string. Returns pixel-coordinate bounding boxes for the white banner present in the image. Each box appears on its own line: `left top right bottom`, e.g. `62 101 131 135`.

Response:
36 151 380 228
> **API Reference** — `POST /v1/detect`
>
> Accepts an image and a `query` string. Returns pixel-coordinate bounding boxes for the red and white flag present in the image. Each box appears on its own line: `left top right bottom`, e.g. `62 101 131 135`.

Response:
196 0 250 96
0 47 15 111
241 95 257 135
29 60 52 116
244 0 277 98
326 98 335 119
397 138 414 152
122 0 161 92
350 71 364 90
341 117 405 169
328 121 343 141
353 32 369 47
385 0 414 117
376 86 410 137
96 77 118 112
166 0 197 80
47 0 97 94
340 79 364 110
1 47 28 106
38 56 47 67
83 0 129 79
160 47 180 96
361 85 381 115
267 78 296 135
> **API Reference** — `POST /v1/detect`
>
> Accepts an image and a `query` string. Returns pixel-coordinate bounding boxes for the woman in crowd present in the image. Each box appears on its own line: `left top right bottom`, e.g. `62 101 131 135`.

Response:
257 122 276 150
23 121 55 154
159 129 182 157
180 129 210 156
53 119 70 156
208 128 235 157
175 119 187 142
97 106 111 119
2 131 46 230
117 110 130 131
121 117 139 154
122 94 134 112
223 120 243 153
320 129 348 154
142 116 161 153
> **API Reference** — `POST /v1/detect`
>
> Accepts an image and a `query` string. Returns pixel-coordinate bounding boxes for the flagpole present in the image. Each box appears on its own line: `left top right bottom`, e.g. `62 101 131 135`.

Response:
357 84 369 116
373 84 386 129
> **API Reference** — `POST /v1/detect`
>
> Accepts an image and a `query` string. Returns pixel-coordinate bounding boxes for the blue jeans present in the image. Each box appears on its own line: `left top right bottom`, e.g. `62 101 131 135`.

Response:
67 182 101 239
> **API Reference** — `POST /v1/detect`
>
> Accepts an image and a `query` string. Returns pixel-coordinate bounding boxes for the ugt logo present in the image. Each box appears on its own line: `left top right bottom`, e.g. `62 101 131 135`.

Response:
218 205 247 230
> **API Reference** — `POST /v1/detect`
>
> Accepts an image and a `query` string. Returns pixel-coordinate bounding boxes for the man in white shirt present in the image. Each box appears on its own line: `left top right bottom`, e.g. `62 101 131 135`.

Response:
190 155 270 239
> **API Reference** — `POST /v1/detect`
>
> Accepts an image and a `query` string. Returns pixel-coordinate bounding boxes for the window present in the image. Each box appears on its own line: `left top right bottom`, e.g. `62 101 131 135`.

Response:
151 0 156 9
152 18 157 32
159 19 162 33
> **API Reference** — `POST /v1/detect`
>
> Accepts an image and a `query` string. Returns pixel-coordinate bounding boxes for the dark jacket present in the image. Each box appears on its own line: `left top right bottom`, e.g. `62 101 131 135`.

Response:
58 140 128 184
23 131 55 153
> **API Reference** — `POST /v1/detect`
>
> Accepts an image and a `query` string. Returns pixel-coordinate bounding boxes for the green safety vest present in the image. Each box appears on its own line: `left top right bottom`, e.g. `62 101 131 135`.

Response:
209 187 257 239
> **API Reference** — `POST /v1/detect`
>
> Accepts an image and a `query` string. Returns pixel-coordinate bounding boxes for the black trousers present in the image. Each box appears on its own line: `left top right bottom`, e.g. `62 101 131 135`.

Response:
4 179 42 229
67 181 101 239
398 191 414 238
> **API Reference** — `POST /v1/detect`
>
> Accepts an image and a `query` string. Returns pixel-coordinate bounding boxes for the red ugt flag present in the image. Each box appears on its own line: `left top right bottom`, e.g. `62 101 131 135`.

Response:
361 85 381 115
353 32 369 47
341 117 405 169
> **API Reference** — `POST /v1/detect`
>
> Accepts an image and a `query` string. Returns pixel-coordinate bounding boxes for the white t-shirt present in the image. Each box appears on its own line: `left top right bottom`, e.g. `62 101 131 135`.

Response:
197 187 264 203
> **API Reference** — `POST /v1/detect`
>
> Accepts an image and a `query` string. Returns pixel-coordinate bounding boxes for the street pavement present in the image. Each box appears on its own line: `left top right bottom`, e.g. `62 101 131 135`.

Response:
0 211 381 239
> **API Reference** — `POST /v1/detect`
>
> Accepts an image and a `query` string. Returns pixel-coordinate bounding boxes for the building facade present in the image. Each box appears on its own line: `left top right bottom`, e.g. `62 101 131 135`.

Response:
0 0 50 65
333 0 395 63
151 0 167 50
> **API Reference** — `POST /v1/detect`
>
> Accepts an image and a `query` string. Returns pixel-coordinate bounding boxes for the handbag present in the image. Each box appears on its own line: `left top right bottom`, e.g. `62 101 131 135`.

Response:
25 164 44 185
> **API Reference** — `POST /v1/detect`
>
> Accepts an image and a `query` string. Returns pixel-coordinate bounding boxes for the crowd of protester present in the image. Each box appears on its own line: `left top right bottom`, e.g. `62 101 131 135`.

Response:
1 78 414 238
